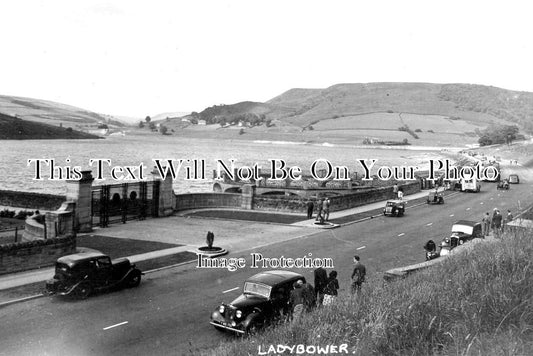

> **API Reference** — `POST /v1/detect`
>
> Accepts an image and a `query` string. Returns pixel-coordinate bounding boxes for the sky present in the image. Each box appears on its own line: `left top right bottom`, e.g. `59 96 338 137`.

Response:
0 0 532 118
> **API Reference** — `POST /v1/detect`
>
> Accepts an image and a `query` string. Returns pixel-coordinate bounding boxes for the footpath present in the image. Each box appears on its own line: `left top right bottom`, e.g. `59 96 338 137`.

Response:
0 189 442 306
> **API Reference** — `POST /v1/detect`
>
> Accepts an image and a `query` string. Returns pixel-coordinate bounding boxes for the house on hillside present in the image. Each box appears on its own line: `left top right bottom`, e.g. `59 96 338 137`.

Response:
197 120 207 125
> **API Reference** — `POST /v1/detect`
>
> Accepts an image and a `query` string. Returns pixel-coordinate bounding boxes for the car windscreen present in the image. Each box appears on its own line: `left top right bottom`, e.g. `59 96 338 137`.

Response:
55 262 70 275
243 282 271 299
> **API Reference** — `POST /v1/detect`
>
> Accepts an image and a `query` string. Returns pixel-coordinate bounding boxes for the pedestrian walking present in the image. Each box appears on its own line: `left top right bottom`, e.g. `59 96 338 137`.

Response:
315 198 324 223
482 212 491 236
323 198 331 221
392 183 399 199
397 188 404 200
322 271 339 306
351 255 366 295
306 200 314 219
289 280 306 322
314 267 328 306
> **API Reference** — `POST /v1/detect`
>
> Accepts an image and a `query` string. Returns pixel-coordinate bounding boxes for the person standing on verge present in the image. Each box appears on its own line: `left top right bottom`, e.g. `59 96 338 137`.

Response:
397 188 404 200
492 209 503 238
351 255 366 294
322 270 339 306
306 200 314 219
314 267 328 306
289 280 306 322
482 212 491 237
302 280 316 312
504 209 513 232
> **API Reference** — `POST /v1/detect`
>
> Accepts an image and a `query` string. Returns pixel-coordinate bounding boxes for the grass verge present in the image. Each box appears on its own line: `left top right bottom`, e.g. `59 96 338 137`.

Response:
207 229 533 356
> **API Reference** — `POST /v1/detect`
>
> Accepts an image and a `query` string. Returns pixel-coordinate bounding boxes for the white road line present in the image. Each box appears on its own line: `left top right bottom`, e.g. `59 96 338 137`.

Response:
356 246 366 250
450 214 454 217
480 202 484 204
103 321 128 330
490 197 494 200
426 222 433 226
223 287 239 294
466 208 471 210
398 233 405 237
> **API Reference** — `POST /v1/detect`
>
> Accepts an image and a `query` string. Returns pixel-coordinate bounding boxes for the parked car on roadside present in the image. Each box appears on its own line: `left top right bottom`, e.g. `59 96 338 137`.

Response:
383 200 406 217
210 270 305 334
424 220 483 260
46 251 143 299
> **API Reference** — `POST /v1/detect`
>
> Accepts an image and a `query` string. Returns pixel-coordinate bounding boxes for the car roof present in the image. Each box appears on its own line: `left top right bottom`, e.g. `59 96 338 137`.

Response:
453 220 480 227
57 251 107 267
246 270 304 286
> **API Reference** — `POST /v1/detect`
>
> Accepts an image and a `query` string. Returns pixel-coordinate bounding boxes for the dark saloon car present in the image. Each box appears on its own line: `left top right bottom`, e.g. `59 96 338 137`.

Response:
46 251 143 299
383 200 406 217
210 270 305 334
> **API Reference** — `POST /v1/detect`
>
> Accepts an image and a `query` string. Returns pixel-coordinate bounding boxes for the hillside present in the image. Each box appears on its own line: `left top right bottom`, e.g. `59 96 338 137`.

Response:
0 94 125 130
0 113 101 140
152 83 532 147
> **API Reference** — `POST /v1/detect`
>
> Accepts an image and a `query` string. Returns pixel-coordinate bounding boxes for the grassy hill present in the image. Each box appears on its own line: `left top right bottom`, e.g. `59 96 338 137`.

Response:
154 83 532 146
0 113 101 140
0 94 125 130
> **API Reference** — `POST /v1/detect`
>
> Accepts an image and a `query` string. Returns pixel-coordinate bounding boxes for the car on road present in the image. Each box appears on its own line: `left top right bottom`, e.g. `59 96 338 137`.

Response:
210 270 305 334
508 174 520 184
45 251 143 299
497 180 509 190
383 200 405 216
427 189 444 204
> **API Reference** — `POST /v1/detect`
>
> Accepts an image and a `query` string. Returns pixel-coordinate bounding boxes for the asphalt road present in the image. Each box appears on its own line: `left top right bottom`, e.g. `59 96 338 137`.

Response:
2 181 532 356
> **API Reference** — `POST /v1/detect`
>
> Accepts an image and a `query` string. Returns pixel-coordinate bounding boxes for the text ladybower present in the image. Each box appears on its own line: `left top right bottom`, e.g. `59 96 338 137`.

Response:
197 253 334 272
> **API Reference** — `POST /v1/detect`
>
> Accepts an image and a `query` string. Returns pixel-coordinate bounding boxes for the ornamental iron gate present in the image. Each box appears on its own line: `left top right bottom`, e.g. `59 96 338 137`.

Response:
91 180 160 227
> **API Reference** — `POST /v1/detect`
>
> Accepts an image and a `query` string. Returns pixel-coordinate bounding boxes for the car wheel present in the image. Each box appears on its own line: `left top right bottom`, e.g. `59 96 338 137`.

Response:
127 271 142 288
76 283 92 300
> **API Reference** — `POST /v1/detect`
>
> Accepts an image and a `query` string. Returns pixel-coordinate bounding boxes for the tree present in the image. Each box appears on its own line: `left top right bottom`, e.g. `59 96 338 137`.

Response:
138 121 145 128
145 116 151 123
160 125 168 135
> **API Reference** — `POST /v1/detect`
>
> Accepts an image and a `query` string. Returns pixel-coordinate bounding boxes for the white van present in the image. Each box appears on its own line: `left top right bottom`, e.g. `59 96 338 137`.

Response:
461 177 481 192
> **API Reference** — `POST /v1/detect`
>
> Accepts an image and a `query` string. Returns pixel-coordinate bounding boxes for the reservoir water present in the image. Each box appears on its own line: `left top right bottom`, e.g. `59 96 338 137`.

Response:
0 135 447 195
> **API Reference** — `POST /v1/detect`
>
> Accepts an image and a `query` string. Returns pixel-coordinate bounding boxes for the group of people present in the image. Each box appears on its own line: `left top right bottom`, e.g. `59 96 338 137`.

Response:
392 184 404 200
482 208 514 238
288 255 367 322
306 198 331 222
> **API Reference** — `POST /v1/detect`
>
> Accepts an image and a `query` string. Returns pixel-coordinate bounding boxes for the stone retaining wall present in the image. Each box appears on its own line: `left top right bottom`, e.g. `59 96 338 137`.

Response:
0 236 76 275
175 193 242 211
0 190 65 211
253 181 420 213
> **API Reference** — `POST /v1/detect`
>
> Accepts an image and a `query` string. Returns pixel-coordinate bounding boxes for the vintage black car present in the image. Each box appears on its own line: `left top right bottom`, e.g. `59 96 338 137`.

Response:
46 251 143 299
383 200 405 217
424 220 483 260
210 270 305 334
426 189 444 204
